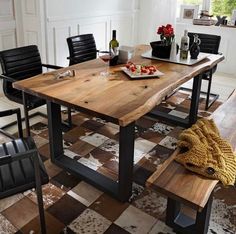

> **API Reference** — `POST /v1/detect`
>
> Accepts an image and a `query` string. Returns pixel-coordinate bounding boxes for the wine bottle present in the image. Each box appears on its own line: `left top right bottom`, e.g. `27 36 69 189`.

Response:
109 30 119 66
180 30 189 60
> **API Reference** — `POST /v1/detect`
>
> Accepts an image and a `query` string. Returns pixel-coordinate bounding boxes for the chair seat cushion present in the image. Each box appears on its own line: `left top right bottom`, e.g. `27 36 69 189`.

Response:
0 137 49 199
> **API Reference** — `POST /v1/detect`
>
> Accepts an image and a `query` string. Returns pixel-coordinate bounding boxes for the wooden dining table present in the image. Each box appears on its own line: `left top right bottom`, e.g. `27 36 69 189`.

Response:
13 45 224 201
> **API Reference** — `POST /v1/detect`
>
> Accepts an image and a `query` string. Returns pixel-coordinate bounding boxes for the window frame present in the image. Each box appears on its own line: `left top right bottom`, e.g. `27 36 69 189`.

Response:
202 0 211 12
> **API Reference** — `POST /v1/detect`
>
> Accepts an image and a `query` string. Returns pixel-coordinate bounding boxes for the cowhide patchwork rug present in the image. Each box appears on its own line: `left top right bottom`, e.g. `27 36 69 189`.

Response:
0 90 235 234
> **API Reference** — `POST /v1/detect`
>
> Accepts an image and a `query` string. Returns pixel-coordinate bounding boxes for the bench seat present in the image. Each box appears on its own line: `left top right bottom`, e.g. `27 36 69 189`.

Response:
146 90 236 233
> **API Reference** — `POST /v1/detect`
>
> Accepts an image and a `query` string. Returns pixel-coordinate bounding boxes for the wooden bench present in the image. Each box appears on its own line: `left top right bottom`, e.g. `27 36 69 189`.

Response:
146 90 236 234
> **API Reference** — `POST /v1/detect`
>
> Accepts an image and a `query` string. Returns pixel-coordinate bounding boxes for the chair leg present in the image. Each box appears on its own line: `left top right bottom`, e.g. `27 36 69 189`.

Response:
22 92 31 137
205 71 213 110
16 108 23 138
67 107 72 128
33 152 47 234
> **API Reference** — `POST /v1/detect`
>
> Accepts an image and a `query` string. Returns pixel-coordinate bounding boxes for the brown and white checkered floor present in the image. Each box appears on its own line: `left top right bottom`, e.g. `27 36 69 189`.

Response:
0 90 235 234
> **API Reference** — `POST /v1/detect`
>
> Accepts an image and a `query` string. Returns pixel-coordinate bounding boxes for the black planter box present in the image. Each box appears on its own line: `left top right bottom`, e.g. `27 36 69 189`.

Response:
150 41 171 59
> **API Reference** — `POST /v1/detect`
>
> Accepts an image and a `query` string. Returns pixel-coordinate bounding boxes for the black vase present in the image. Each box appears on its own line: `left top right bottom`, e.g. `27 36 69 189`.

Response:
190 34 201 59
150 41 171 59
190 42 200 59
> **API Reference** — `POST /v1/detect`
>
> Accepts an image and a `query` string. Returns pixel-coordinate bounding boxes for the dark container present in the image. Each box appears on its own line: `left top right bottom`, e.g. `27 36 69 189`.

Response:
150 41 172 59
190 34 201 59
150 41 179 59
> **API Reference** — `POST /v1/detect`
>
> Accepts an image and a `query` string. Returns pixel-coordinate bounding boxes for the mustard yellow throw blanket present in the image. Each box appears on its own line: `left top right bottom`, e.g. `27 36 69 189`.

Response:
176 118 236 186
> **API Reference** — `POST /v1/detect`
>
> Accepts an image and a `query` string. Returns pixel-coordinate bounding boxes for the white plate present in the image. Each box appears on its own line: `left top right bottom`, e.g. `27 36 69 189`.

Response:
121 67 164 79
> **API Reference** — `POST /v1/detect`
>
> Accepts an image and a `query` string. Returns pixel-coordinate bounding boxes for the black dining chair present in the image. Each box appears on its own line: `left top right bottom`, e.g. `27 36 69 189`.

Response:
181 32 221 110
0 45 72 136
0 108 49 233
67 34 97 66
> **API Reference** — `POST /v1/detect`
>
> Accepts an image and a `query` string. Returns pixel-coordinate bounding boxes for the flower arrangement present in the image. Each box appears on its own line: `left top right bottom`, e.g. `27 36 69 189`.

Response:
157 24 175 46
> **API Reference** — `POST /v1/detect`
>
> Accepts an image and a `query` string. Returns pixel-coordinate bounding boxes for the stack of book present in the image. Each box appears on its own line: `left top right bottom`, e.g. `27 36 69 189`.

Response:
193 18 216 26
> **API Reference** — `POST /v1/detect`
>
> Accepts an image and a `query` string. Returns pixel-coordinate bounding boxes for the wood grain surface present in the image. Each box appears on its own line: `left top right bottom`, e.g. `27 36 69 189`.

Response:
211 90 236 151
147 90 236 212
13 45 224 127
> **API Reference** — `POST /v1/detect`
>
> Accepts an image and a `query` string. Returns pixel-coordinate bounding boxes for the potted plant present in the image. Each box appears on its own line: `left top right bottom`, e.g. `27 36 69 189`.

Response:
150 24 175 59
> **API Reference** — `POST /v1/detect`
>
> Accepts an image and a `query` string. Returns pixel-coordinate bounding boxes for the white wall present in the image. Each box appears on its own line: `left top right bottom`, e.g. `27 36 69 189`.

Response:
176 23 236 76
0 0 17 95
2 0 235 77
0 0 16 51
45 0 140 66
138 0 177 44
46 0 134 18
13 0 47 62
137 0 236 77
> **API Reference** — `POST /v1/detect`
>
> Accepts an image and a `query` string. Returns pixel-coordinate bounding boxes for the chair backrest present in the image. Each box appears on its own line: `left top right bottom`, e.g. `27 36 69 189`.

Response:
67 34 97 65
188 32 221 54
0 45 42 101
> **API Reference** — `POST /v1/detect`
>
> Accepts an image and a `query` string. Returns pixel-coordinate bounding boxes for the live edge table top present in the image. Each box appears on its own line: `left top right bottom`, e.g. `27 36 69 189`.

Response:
13 45 224 127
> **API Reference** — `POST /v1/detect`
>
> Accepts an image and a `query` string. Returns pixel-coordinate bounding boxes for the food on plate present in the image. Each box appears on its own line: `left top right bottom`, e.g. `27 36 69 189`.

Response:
125 62 158 75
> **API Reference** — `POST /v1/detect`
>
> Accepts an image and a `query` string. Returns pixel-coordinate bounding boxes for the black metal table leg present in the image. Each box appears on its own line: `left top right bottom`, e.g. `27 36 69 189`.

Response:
47 101 64 160
16 108 23 138
67 108 72 128
166 197 181 228
147 75 202 128
188 74 202 126
165 194 213 234
46 101 135 202
118 122 135 201
195 194 213 234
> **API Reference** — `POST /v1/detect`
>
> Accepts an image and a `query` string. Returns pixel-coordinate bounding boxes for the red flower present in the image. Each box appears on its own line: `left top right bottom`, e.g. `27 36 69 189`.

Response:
156 24 175 45
157 26 164 34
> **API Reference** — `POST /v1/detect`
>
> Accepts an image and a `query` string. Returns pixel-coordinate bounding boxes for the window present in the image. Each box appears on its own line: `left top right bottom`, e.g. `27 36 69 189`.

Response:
177 0 236 21
211 0 236 18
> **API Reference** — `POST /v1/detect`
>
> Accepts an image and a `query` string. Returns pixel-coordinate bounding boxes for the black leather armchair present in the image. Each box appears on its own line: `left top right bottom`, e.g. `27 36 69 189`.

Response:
67 34 97 65
0 109 49 233
0 45 72 136
186 33 221 110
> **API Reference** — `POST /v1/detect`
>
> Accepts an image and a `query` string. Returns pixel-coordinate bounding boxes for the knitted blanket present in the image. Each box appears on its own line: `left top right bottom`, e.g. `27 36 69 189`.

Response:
176 118 236 186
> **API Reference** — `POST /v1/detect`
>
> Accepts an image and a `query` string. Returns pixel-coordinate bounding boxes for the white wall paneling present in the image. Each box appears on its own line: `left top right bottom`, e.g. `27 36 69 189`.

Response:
46 11 139 67
176 23 236 76
0 30 16 49
46 0 135 19
138 0 177 44
0 0 13 20
17 0 47 61
52 26 71 66
0 0 16 51
21 0 40 45
25 0 37 15
0 29 16 85
110 15 133 47
0 0 16 87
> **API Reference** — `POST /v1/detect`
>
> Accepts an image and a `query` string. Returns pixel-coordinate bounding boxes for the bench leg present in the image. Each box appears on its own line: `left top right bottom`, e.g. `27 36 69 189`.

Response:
195 194 213 234
165 194 213 234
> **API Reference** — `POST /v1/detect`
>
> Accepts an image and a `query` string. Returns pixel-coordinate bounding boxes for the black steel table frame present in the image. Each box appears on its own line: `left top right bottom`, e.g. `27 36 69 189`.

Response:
166 194 213 234
47 101 135 202
148 74 203 128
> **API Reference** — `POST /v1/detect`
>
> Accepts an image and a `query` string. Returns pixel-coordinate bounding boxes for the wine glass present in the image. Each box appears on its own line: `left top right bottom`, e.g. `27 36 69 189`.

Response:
98 50 114 76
